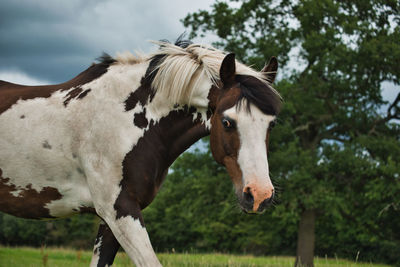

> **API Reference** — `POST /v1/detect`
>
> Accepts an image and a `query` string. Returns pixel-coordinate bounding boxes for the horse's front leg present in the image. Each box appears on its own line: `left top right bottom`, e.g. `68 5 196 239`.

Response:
85 164 161 267
90 220 120 267
97 201 161 267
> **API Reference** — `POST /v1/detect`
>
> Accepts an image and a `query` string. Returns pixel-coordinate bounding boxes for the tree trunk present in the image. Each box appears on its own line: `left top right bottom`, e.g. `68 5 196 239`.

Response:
295 209 316 267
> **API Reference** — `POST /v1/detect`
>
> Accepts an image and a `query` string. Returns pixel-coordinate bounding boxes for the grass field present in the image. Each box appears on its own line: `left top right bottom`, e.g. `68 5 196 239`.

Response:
0 247 392 267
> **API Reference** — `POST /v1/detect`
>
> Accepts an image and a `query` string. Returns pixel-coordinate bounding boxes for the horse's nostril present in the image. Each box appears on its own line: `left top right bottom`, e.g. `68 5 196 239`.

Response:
258 193 274 212
243 187 254 206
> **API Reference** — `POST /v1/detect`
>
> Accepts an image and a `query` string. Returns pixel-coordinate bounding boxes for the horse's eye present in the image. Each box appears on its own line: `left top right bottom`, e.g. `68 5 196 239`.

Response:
222 118 235 129
269 120 276 129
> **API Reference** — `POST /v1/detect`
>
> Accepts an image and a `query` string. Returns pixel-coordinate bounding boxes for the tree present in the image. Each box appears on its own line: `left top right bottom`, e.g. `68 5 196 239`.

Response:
183 1 400 266
0 212 98 248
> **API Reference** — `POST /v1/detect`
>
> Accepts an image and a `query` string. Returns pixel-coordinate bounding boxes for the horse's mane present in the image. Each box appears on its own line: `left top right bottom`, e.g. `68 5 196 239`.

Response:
113 38 281 114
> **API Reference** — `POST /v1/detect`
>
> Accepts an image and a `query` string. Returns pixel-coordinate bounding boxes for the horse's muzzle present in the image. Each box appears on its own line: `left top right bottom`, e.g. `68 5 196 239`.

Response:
240 187 274 214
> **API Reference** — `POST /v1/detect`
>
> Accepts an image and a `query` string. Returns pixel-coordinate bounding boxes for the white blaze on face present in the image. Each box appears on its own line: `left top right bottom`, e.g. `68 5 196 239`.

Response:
223 103 275 209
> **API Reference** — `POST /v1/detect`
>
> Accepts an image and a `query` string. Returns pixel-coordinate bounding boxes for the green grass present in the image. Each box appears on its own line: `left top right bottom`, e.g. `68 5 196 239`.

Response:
0 247 392 267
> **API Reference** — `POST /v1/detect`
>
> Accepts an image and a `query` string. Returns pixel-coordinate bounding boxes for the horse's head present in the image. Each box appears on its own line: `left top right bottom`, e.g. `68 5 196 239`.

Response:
210 53 281 214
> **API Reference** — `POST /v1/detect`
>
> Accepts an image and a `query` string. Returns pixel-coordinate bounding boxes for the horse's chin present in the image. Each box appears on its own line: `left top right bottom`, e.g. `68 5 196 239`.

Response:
241 208 265 215
238 197 268 215
240 207 264 215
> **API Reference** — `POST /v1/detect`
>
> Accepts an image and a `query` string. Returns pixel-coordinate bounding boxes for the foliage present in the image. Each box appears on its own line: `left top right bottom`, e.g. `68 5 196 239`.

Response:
0 212 98 249
181 0 400 265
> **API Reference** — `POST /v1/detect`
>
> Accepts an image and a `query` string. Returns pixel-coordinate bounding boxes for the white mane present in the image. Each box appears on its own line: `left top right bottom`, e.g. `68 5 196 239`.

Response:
116 41 278 106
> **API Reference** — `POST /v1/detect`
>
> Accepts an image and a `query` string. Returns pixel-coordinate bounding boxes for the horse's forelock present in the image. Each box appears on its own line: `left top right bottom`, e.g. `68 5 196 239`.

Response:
235 75 282 116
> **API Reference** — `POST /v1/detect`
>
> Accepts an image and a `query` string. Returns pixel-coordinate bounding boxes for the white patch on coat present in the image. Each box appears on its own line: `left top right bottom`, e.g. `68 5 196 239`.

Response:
89 236 102 267
9 191 19 197
223 104 275 192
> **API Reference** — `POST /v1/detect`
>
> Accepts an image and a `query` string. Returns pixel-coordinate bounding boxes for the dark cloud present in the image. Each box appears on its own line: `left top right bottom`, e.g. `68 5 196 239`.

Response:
0 0 214 83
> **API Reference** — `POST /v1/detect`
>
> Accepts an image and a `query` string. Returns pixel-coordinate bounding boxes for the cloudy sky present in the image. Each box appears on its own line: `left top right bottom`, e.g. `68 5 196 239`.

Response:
0 0 397 107
0 0 215 84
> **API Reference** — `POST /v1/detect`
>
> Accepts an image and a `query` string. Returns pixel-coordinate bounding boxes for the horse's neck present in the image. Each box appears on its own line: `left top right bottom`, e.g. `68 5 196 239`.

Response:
147 79 218 165
161 110 210 166
140 97 212 167
116 62 214 162
102 62 217 163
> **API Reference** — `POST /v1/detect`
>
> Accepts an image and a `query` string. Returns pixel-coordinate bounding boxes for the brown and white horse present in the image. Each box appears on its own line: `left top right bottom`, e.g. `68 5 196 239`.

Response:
0 39 281 266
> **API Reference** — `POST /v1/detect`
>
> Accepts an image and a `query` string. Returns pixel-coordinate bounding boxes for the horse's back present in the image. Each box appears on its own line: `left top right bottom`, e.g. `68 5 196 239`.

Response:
0 63 110 114
0 80 59 114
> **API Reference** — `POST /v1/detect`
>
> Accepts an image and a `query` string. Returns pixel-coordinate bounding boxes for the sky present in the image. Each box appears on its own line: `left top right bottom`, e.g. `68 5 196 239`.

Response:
0 0 397 107
0 0 215 84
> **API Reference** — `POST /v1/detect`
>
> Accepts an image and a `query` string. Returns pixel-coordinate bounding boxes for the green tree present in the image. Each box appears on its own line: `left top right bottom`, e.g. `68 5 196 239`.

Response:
0 212 98 249
183 1 400 266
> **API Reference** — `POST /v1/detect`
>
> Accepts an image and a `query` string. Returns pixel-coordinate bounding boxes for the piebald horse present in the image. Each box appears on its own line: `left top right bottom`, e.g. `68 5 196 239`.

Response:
0 39 281 266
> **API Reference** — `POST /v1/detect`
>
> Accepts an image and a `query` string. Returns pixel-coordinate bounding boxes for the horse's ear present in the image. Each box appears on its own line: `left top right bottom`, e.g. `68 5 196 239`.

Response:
261 56 278 84
220 53 236 86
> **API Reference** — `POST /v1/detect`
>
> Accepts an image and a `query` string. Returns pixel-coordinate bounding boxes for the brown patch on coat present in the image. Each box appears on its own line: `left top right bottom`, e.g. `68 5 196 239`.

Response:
42 140 52 149
78 89 91 99
124 53 164 111
0 61 112 114
73 206 96 214
63 88 92 107
133 109 148 129
222 156 243 189
114 107 209 221
93 222 120 266
0 168 63 219
124 77 155 111
209 87 241 164
206 84 221 117
64 87 83 106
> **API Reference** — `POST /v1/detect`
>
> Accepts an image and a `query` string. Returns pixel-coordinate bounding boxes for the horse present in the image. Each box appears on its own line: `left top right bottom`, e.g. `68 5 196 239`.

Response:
0 38 281 267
